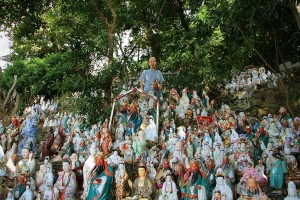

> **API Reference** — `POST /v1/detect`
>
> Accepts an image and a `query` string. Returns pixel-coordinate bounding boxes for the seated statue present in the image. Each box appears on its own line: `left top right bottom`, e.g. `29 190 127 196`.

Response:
17 143 36 176
127 162 154 199
52 155 77 200
212 168 233 200
158 173 178 200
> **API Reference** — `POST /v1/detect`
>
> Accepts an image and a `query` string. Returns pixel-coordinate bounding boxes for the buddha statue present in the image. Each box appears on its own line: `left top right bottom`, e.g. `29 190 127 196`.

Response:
127 162 154 199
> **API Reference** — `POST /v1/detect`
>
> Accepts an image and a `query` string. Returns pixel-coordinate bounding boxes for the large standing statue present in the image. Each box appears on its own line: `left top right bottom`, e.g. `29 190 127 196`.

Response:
267 147 287 189
82 144 97 199
18 113 39 156
87 152 114 200
52 155 77 200
182 160 208 200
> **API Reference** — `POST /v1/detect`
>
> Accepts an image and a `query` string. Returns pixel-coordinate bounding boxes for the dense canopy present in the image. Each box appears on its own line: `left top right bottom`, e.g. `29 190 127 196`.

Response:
0 0 299 124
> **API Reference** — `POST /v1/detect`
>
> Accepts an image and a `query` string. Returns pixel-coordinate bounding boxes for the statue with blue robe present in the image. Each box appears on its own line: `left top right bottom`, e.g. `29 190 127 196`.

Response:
268 148 287 189
87 153 114 200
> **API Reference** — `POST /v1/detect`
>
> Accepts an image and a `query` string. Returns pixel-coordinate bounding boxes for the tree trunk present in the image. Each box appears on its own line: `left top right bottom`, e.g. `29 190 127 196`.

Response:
288 0 300 31
91 0 117 106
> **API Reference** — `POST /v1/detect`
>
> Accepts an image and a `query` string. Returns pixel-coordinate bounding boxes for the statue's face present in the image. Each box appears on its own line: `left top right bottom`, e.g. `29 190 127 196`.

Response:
138 168 146 177
246 177 257 192
241 143 246 149
190 163 199 172
21 149 30 159
214 192 221 200
175 142 182 151
62 162 71 172
216 176 224 185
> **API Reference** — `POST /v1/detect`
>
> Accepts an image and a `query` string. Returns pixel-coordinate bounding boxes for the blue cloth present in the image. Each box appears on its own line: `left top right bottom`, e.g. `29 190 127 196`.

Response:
87 166 114 200
139 69 164 93
270 158 287 189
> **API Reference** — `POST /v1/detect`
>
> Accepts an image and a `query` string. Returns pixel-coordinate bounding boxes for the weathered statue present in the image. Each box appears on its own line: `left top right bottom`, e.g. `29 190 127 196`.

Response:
285 181 300 200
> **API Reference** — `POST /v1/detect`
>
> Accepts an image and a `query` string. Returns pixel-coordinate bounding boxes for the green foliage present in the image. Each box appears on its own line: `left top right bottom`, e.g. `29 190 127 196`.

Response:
0 0 299 120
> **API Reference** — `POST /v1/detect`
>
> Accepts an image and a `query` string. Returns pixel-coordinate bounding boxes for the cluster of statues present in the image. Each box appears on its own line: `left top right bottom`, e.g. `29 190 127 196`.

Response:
224 67 278 94
0 83 300 200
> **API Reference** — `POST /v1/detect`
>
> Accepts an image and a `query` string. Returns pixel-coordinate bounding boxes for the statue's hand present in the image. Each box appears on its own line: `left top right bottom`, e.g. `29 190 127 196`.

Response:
196 185 201 190
128 179 133 188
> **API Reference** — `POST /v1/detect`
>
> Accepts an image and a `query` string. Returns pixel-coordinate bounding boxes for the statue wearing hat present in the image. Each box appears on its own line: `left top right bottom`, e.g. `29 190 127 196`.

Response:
212 168 233 200
18 141 36 176
181 160 208 200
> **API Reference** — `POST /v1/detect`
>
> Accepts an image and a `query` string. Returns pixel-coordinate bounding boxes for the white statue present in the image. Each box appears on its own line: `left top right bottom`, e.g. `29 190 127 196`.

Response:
19 182 34 200
201 143 213 161
179 89 190 109
212 168 233 200
107 151 121 167
170 141 188 169
43 185 53 200
81 144 97 199
285 181 300 200
148 161 157 180
158 173 178 200
39 166 54 192
6 189 14 200
73 131 83 152
145 117 158 143
177 126 186 140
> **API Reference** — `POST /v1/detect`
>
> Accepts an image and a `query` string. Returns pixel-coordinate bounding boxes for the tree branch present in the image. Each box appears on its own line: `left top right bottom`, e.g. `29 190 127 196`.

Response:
157 0 167 28
2 75 17 108
11 93 20 116
105 0 117 30
91 0 109 29
288 0 300 31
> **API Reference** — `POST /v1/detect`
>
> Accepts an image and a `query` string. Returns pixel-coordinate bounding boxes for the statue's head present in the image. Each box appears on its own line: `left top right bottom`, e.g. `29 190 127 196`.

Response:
137 162 147 178
62 155 71 172
189 161 199 172
215 168 226 185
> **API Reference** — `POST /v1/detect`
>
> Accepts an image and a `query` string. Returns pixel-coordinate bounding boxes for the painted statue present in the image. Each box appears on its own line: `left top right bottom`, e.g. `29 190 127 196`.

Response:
87 152 114 200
